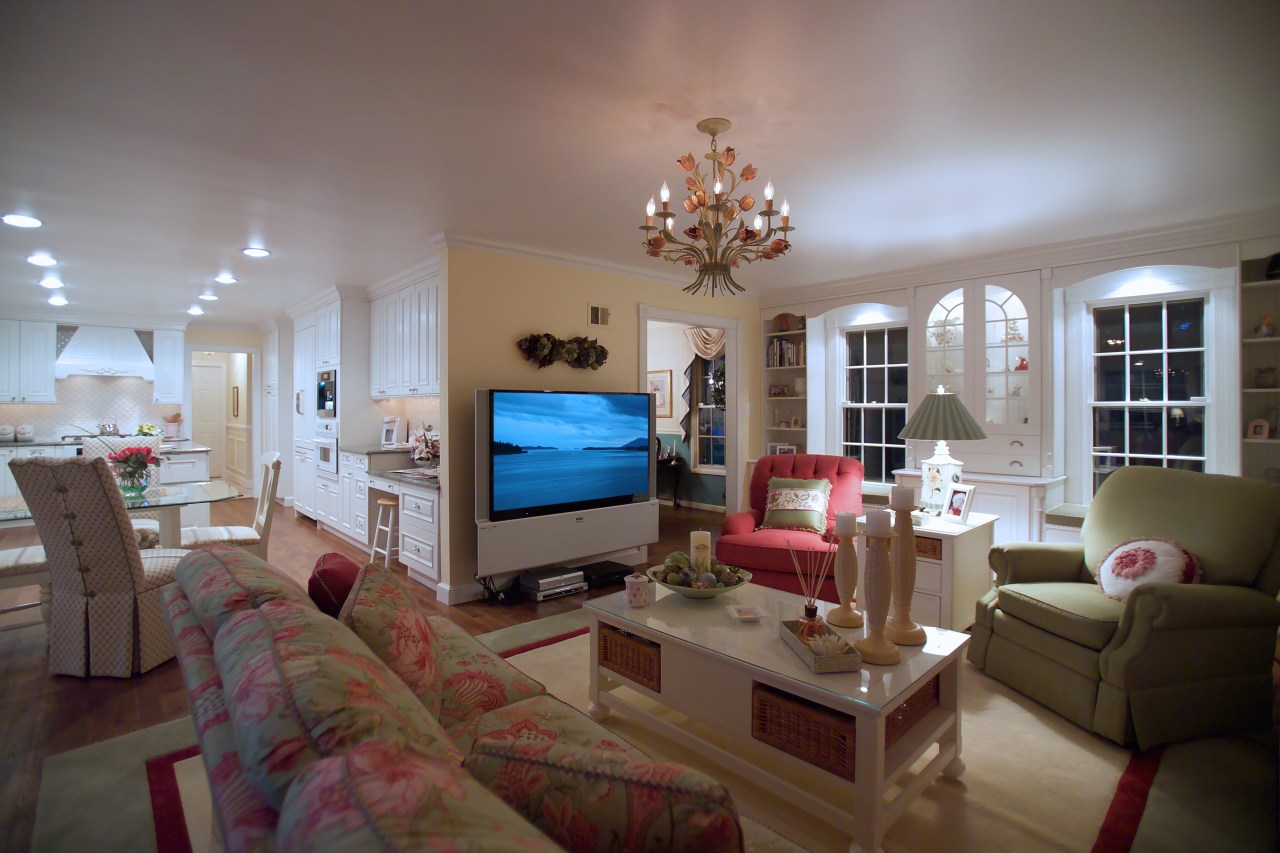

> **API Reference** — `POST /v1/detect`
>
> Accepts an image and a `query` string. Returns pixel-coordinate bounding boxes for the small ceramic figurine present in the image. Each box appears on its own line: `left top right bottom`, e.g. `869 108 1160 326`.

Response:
1254 314 1276 338
1013 356 1029 371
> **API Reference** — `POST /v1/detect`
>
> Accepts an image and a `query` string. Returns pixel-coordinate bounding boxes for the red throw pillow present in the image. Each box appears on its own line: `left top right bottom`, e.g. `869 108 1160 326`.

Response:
308 552 363 616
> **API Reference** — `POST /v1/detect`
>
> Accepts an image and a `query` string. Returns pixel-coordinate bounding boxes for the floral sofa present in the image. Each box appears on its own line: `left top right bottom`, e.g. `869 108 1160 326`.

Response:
163 544 743 852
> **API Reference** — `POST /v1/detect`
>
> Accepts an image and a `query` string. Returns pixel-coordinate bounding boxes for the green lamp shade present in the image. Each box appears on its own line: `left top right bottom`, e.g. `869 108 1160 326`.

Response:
897 387 987 442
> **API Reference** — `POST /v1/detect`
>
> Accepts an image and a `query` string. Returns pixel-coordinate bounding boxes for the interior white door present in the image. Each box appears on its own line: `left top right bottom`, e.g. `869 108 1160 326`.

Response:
192 362 228 479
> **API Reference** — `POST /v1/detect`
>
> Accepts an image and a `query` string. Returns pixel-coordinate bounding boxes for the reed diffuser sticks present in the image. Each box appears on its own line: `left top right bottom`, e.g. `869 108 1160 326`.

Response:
787 539 837 641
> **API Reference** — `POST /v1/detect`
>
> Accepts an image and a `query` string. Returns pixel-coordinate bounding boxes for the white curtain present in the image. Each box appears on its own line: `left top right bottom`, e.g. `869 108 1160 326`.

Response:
683 327 725 359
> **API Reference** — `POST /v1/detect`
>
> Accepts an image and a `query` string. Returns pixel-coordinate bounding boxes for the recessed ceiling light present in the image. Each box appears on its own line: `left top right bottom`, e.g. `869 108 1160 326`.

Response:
198 291 218 301
3 213 42 228
27 251 57 267
241 247 270 258
187 305 205 316
39 274 63 289
214 272 237 284
47 294 68 306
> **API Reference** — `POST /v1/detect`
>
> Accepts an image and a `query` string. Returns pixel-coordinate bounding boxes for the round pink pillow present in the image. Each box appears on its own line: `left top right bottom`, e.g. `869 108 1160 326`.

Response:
1097 537 1201 601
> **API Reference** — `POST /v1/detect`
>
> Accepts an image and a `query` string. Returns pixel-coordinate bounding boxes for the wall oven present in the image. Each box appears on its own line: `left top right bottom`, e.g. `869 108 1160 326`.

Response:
314 436 338 475
317 368 337 418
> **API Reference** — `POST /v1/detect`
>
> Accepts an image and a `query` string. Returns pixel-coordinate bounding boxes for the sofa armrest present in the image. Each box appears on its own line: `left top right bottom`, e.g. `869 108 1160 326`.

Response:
721 510 761 536
988 542 1086 586
1120 582 1280 632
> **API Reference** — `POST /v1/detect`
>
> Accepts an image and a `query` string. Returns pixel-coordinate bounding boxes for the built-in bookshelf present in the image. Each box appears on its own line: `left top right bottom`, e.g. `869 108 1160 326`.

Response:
1240 254 1280 483
764 314 807 454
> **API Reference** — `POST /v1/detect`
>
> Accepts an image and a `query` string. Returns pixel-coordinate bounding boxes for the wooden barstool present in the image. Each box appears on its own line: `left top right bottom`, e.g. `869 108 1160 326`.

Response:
370 497 398 567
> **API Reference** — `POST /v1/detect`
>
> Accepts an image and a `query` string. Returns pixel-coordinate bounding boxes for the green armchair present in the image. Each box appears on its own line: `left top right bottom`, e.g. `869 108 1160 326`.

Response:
969 466 1280 749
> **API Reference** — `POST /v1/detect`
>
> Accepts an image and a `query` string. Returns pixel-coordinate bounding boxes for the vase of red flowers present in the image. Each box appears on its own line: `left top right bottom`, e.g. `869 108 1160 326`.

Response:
108 445 159 494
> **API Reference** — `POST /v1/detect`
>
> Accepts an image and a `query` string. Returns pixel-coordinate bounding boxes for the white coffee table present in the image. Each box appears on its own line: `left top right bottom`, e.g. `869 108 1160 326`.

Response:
585 583 968 853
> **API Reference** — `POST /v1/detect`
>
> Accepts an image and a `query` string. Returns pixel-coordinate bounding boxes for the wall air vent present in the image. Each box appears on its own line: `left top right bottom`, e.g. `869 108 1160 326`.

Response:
589 305 610 327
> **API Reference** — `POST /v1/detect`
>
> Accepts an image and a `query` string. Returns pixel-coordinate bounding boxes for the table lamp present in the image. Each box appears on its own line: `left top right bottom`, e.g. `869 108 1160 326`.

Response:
897 385 987 515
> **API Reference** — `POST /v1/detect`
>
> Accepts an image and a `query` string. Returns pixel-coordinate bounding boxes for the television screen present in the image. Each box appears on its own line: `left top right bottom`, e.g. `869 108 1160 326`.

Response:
489 390 652 521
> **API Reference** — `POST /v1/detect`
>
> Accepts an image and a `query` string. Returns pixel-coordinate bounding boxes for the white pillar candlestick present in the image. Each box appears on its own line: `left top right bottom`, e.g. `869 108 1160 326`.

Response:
854 525 901 665
690 530 712 572
826 513 863 629
890 485 914 511
885 502 927 646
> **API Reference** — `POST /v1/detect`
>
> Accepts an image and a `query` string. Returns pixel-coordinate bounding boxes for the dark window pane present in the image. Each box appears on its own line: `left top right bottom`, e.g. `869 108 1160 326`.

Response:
1128 407 1163 455
885 446 906 475
843 445 861 460
887 328 908 364
1129 456 1163 467
1171 459 1204 472
846 369 863 403
863 448 884 482
1166 299 1203 350
1095 356 1125 401
866 330 885 365
868 369 886 403
887 366 909 404
1129 303 1163 351
1128 356 1161 402
699 437 711 462
885 406 906 440
866 410 884 443
711 439 724 466
1093 408 1126 453
1095 307 1125 353
845 332 864 367
1168 406 1204 457
1167 351 1202 400
844 408 862 442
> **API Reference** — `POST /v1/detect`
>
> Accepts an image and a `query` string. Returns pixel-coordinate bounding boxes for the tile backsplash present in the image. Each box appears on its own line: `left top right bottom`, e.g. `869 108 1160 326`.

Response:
0 376 181 440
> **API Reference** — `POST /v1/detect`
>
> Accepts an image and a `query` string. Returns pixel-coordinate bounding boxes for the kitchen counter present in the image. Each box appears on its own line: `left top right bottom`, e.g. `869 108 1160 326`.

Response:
369 468 439 489
339 444 417 457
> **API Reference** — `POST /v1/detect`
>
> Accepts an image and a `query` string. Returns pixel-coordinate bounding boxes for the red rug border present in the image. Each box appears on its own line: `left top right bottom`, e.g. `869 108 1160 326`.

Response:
147 743 201 853
498 626 590 658
1092 745 1165 852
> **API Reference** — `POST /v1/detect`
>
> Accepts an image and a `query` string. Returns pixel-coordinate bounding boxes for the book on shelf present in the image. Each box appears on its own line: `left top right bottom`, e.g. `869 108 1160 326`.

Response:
767 338 805 368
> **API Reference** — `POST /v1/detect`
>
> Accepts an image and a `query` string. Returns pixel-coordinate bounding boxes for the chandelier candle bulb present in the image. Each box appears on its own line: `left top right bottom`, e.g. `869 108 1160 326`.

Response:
645 197 655 227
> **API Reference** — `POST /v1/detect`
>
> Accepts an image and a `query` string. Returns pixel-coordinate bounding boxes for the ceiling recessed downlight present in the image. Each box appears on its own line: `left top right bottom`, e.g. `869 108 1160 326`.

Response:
214 272 237 284
47 294 68 306
187 305 205 316
198 291 218 301
27 252 57 267
3 213 42 228
241 247 270 258
39 274 63 289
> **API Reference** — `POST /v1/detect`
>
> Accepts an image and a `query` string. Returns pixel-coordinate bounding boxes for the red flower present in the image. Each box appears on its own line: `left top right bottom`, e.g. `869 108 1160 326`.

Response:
676 152 696 172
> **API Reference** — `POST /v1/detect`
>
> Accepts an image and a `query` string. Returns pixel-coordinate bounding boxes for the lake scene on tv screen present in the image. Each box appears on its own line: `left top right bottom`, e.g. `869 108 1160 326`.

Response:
491 391 649 515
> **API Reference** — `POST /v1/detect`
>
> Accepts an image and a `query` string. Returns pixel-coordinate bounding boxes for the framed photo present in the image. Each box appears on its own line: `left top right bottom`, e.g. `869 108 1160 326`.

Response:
648 370 672 418
942 483 976 523
768 384 789 398
1247 418 1271 439
767 443 797 455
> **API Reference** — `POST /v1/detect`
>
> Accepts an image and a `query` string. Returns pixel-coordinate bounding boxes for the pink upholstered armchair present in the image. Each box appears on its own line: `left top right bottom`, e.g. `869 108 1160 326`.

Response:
715 454 864 601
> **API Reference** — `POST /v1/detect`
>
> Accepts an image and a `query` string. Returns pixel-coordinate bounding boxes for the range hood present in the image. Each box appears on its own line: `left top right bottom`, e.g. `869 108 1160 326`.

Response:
54 326 155 380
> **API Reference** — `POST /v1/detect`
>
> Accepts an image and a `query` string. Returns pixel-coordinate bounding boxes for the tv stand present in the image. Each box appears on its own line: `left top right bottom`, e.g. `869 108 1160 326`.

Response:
475 500 659 579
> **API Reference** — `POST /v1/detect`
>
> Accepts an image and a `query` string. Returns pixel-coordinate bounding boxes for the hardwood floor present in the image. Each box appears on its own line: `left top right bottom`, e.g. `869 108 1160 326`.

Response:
0 496 722 852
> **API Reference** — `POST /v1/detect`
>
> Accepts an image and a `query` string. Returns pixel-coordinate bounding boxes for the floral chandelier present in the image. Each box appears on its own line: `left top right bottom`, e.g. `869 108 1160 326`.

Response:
641 117 793 296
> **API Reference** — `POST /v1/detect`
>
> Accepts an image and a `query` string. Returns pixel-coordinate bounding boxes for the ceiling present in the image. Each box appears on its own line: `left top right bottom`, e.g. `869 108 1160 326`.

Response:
2 1 1278 329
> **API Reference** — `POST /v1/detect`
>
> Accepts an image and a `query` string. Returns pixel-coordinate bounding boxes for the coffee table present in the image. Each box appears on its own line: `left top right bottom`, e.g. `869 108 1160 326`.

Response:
584 583 968 853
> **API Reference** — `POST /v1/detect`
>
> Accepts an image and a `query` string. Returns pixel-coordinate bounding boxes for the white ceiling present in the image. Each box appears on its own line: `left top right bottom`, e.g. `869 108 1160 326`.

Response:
2 1 1277 328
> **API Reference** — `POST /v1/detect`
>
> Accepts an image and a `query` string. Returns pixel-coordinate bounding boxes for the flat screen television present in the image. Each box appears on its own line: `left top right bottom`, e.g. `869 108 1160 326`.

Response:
486 389 654 522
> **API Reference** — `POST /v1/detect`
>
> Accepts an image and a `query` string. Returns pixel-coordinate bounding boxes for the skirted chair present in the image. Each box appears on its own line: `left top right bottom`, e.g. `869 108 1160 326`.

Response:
180 451 282 559
9 455 190 677
81 434 163 549
969 466 1280 749
715 454 863 600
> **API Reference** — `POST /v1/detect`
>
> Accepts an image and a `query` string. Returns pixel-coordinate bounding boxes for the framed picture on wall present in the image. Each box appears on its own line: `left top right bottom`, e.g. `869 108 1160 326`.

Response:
648 369 673 418
768 443 797 455
942 483 976 523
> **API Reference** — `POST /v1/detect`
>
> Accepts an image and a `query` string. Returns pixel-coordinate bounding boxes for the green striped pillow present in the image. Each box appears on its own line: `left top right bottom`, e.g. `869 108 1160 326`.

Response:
760 477 832 534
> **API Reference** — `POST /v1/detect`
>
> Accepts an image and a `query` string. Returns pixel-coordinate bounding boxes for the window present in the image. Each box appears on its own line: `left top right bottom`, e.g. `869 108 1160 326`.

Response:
1090 297 1206 492
841 328 909 483
693 353 725 470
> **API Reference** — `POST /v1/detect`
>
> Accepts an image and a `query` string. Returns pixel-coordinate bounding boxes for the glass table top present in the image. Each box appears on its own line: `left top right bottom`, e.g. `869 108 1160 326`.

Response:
0 479 242 522
585 582 968 712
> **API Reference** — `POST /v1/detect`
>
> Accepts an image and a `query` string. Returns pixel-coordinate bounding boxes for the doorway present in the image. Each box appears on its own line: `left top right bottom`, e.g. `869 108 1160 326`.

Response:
190 350 255 492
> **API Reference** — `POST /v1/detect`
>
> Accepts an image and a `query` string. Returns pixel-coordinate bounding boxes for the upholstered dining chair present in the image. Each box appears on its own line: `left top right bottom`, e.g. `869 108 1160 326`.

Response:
81 434 163 549
0 545 49 628
9 455 190 677
179 452 282 559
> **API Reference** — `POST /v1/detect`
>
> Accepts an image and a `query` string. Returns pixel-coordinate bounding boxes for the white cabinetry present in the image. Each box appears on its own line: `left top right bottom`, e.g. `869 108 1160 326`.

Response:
0 448 13 497
315 301 341 367
894 470 1063 546
0 444 74 496
856 512 997 629
315 474 339 525
292 324 316 443
1240 255 1280 480
0 320 57 403
369 279 440 399
263 329 280 396
151 329 185 404
763 314 807 454
338 451 369 540
160 452 210 484
399 483 439 585
294 442 316 519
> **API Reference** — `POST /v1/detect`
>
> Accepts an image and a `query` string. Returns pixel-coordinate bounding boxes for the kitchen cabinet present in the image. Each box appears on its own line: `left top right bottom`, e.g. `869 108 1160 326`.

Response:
151 329 185 404
160 449 212 526
0 448 13 497
294 441 316 519
315 473 339 525
369 279 440 399
292 324 316 443
0 320 57 403
263 329 280 396
315 301 341 367
399 482 439 585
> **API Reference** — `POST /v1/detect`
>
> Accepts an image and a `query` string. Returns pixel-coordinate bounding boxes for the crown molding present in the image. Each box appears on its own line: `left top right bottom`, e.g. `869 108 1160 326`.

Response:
368 255 443 300
761 207 1280 309
438 232 688 287
0 307 189 331
256 318 279 335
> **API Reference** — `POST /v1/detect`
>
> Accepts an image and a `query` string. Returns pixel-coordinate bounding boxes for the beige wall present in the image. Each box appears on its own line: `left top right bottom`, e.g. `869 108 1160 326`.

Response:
440 247 761 594
185 325 265 349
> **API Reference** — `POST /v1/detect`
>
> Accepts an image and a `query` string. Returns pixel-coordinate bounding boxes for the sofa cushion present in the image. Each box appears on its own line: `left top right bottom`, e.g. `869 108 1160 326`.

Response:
215 598 460 809
277 739 563 853
308 552 362 617
1097 537 1201 601
176 544 315 639
339 562 443 717
428 615 546 727
760 477 832 534
997 582 1124 651
461 696 743 853
715 526 834 575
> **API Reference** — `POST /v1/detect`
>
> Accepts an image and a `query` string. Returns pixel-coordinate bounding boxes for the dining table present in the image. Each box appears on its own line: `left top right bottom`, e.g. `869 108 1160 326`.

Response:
0 479 243 548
